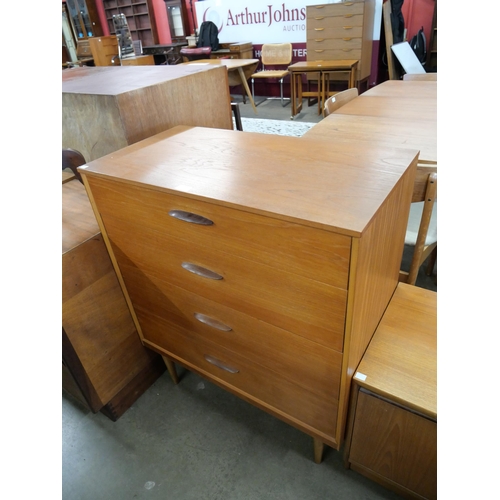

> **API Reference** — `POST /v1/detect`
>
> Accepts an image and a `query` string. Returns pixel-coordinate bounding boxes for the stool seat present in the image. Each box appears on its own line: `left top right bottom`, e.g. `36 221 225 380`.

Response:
180 47 212 58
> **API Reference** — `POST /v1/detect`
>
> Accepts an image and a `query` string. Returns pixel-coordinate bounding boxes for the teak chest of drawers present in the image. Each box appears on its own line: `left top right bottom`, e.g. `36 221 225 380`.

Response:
307 0 375 86
80 126 418 458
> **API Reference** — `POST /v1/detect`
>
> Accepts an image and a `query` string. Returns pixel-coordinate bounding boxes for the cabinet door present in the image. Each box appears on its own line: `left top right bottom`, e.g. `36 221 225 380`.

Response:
165 0 190 41
349 389 437 499
66 0 103 39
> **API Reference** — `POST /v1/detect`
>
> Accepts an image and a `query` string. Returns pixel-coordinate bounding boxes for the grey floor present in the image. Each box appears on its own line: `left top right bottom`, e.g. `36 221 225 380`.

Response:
62 96 436 499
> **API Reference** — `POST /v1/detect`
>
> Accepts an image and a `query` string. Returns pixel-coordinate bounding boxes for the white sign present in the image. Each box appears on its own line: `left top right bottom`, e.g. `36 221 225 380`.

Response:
195 0 345 44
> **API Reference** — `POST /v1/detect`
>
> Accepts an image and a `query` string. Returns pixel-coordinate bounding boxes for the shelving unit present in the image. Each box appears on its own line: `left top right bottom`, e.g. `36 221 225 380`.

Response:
102 0 158 47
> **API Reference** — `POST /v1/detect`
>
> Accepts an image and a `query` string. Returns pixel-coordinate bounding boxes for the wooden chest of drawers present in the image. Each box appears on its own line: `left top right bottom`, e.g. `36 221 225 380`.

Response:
307 0 375 85
80 126 417 455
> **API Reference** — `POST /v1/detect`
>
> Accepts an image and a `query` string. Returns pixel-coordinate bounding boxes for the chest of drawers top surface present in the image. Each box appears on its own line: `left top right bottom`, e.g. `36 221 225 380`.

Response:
82 127 418 237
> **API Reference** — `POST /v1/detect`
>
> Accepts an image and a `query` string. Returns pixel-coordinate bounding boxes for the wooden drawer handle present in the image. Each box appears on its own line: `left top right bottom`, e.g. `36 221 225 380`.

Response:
168 209 213 226
343 2 354 5
204 354 239 374
194 313 232 332
314 50 325 53
315 39 325 42
314 28 325 31
343 26 353 30
181 262 223 280
343 38 352 41
314 16 325 20
313 5 325 8
344 14 354 18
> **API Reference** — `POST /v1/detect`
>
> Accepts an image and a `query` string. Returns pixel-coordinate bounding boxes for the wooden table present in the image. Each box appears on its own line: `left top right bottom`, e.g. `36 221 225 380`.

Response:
62 65 233 161
344 282 437 499
303 80 437 164
288 60 358 118
181 59 259 113
329 80 437 122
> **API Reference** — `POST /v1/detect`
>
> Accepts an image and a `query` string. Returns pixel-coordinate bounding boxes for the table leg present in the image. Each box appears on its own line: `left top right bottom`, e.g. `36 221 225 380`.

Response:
237 67 257 114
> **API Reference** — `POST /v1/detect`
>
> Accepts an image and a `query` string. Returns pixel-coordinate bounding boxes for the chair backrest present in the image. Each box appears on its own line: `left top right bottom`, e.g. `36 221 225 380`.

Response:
403 166 437 285
63 148 86 184
324 88 359 117
403 73 438 81
261 43 292 66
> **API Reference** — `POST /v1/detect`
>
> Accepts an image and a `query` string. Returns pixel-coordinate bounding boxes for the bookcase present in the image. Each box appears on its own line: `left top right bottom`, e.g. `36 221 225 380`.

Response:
102 0 158 47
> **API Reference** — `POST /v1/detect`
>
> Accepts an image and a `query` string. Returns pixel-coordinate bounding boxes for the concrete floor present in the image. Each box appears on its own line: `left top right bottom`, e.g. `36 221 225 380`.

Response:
62 97 436 499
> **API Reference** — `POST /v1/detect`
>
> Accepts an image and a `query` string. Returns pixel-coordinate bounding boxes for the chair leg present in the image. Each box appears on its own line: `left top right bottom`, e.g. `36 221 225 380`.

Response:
231 102 243 131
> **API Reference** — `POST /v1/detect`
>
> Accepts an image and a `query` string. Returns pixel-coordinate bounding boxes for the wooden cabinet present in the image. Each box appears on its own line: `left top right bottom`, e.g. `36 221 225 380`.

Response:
62 65 233 161
306 0 375 87
65 0 103 40
102 0 158 47
88 35 120 66
210 42 254 60
80 127 418 453
344 283 437 498
62 179 165 421
164 0 191 42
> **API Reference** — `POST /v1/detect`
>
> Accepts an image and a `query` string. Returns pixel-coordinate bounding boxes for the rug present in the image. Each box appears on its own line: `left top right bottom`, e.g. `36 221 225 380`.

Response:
234 118 316 137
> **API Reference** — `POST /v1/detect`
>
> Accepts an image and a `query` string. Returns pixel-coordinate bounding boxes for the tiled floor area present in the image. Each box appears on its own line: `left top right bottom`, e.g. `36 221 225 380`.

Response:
62 95 436 499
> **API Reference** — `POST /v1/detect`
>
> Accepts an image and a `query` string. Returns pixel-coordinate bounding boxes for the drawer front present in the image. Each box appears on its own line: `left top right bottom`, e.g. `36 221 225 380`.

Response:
121 264 343 399
88 177 351 290
307 2 365 18
140 311 339 439
307 14 364 30
107 219 347 350
307 26 363 40
307 37 362 51
308 48 362 62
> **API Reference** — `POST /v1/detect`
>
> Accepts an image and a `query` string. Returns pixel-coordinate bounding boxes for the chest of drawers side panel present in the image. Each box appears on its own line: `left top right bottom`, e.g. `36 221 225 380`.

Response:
336 156 417 444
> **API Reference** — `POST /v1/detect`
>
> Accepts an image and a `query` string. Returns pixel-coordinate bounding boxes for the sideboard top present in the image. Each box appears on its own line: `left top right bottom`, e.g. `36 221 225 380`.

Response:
62 65 224 96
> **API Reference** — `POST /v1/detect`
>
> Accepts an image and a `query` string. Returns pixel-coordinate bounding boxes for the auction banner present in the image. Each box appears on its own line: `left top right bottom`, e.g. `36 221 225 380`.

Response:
195 0 346 45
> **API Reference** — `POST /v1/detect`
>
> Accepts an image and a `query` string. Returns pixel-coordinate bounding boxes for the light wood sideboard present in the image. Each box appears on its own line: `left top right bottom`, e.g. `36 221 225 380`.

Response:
62 65 233 162
344 283 437 498
79 126 418 458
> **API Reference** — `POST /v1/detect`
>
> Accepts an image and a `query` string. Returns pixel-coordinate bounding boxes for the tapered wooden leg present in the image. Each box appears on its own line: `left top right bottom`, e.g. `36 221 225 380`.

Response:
162 356 179 385
313 437 324 464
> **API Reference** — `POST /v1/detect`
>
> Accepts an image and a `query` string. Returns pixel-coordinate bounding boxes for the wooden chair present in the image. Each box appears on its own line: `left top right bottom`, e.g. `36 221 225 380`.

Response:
403 73 438 81
62 148 86 184
250 43 292 107
323 88 359 117
399 167 437 286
